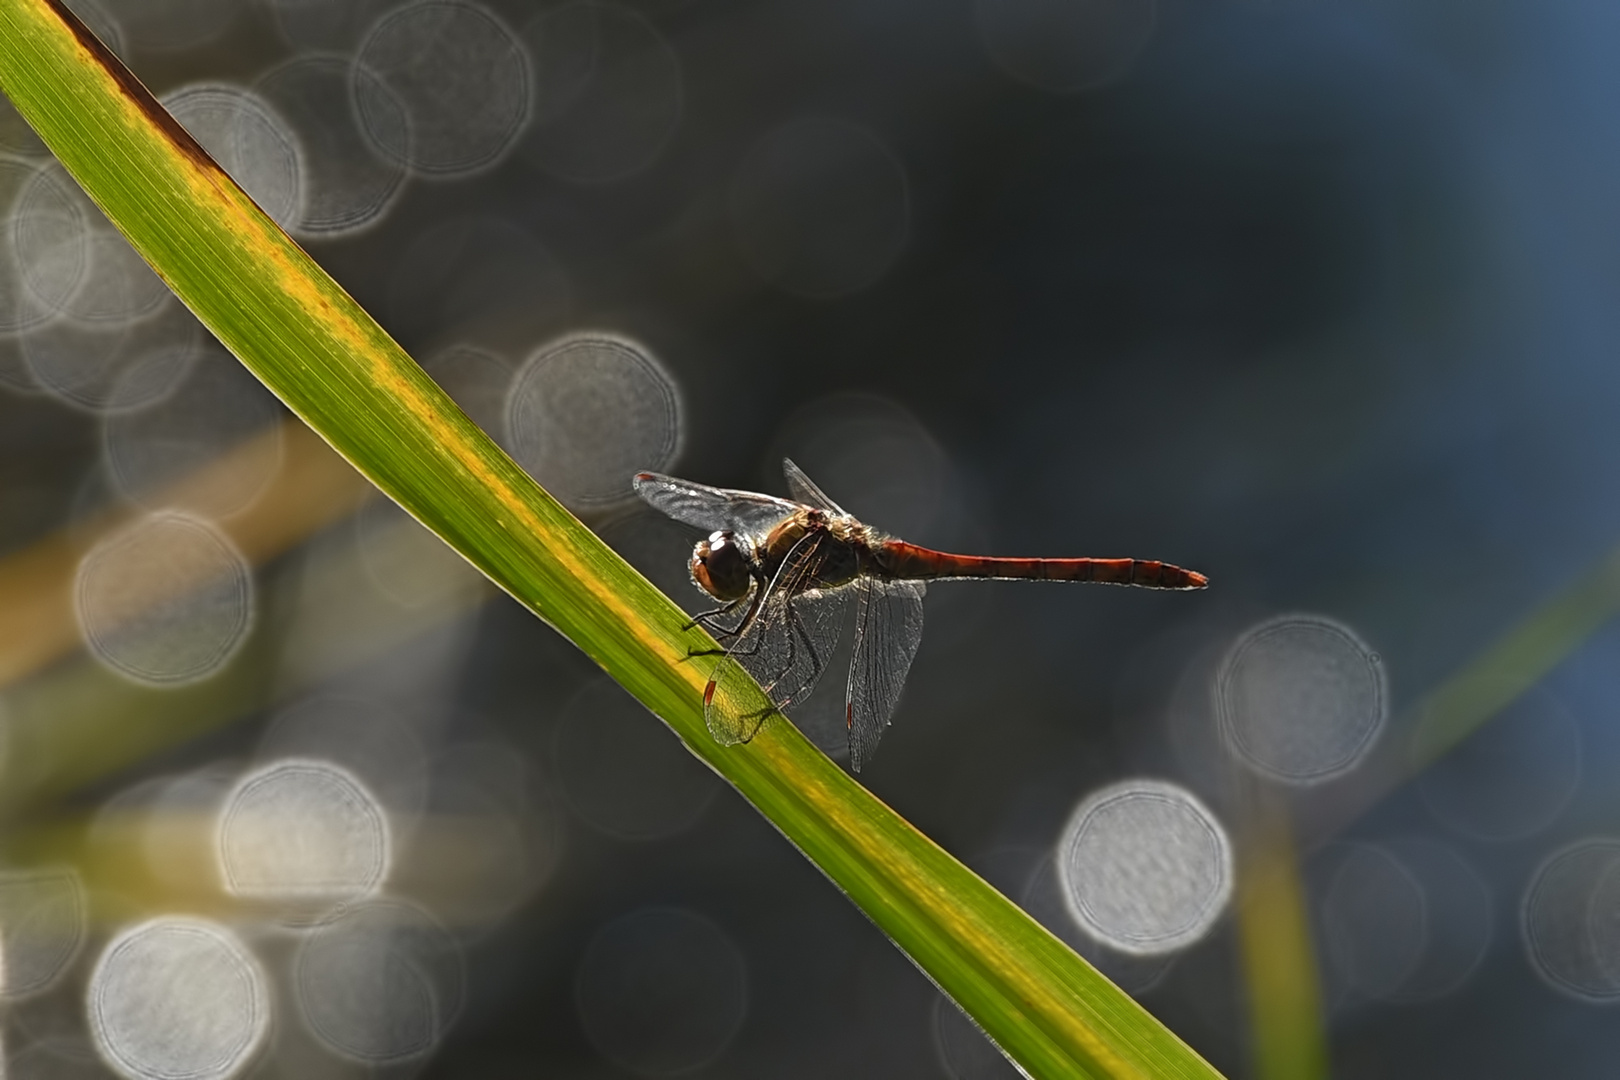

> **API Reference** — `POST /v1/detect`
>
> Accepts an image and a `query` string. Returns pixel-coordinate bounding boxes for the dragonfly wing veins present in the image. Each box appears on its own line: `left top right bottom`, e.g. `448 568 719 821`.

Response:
781 458 847 515
847 578 925 771
632 471 803 537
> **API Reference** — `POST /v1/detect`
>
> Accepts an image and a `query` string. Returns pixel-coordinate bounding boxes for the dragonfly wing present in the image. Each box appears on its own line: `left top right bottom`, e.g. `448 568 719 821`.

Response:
846 578 926 772
633 471 804 536
704 531 850 745
782 458 848 515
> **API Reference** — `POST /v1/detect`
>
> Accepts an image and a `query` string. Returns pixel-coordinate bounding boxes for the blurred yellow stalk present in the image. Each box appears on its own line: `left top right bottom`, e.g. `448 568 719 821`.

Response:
0 419 371 687
1236 793 1329 1080
0 488 490 813
7 808 544 929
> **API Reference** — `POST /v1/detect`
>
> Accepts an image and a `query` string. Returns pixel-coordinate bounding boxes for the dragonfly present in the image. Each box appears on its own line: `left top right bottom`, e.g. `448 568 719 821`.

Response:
634 460 1207 771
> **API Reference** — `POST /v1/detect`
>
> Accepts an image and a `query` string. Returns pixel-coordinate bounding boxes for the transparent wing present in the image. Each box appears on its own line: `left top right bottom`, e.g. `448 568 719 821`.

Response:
846 578 926 772
782 458 847 515
633 471 805 536
704 531 851 746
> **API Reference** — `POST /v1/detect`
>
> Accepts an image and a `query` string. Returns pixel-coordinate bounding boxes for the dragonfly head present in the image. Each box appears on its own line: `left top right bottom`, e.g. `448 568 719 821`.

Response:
691 531 753 601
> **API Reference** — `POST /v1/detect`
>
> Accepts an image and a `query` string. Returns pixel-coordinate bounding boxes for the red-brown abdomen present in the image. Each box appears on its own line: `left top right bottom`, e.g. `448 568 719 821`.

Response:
874 541 1207 590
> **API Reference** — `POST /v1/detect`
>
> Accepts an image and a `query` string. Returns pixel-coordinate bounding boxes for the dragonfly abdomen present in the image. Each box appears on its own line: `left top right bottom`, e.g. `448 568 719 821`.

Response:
876 541 1207 590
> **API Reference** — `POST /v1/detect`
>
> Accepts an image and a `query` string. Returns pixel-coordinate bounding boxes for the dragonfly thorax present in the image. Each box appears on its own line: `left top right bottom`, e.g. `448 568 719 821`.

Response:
690 530 753 601
760 511 865 590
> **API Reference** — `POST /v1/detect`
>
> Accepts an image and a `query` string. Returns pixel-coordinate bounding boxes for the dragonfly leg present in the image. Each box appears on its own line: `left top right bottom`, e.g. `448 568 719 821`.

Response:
685 579 768 662
681 604 745 661
682 597 748 637
737 705 777 742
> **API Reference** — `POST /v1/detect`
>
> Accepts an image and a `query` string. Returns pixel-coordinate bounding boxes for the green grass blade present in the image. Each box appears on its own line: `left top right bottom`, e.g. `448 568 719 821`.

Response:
0 4 1226 1075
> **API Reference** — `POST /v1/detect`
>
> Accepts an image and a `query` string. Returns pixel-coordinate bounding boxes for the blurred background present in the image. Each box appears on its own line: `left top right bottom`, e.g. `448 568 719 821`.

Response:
3 0 1620 1076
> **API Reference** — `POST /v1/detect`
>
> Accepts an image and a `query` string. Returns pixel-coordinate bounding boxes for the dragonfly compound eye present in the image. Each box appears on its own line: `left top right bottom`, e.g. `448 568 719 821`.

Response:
690 531 752 601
